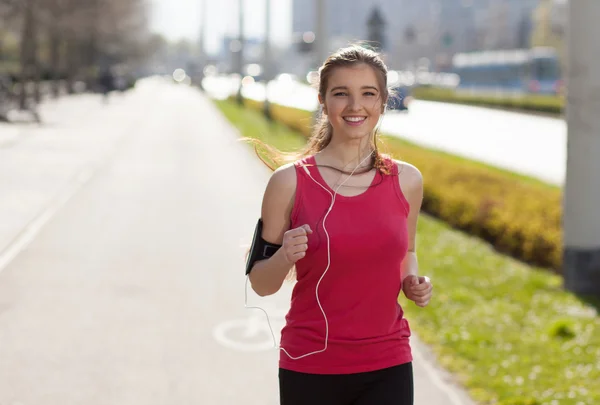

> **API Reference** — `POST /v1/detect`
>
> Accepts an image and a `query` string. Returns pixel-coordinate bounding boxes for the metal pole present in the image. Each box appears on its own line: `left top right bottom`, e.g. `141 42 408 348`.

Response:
236 0 244 104
199 0 207 60
198 0 207 90
263 0 272 82
563 0 600 296
315 0 327 69
263 0 272 119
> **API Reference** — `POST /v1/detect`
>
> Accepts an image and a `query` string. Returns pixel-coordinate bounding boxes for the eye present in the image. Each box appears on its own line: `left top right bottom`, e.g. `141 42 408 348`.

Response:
364 92 376 96
334 92 348 97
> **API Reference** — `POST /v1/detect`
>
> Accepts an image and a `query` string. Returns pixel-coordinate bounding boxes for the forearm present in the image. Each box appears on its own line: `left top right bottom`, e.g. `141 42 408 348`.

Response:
248 249 294 297
401 251 419 281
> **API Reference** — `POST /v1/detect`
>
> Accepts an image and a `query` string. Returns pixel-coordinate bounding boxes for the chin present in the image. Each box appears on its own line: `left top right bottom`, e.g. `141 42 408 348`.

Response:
348 131 373 140
345 126 377 139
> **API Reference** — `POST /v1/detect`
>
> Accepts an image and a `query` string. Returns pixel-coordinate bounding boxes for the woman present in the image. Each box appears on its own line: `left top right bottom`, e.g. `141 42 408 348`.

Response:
246 44 433 405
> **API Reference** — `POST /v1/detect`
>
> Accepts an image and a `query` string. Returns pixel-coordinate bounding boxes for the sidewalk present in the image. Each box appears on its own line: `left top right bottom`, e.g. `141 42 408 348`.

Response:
0 88 147 267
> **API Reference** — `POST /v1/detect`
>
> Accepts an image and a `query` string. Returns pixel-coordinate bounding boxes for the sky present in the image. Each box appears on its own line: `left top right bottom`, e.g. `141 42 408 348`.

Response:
149 0 293 55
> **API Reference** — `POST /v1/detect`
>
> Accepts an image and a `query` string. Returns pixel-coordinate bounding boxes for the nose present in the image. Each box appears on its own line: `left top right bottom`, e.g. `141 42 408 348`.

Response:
347 95 362 111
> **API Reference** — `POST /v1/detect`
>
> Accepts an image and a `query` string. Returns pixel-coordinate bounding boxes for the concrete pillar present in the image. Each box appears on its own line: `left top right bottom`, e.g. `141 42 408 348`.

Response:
563 0 600 296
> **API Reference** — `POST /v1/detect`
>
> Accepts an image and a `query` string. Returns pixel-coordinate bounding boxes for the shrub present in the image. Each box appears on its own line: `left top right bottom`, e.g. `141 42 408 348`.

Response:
411 87 564 116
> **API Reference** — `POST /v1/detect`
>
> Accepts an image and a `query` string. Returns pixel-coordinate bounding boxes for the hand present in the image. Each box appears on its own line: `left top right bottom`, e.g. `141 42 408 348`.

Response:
281 224 312 264
402 275 433 307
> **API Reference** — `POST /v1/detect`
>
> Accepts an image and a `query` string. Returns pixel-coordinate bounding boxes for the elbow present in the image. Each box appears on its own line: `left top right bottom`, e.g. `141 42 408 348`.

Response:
251 282 280 297
248 275 279 297
254 288 275 297
251 285 277 297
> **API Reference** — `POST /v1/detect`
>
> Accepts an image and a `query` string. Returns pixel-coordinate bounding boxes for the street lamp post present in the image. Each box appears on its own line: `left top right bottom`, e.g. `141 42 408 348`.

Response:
236 0 244 105
263 0 272 119
315 0 327 69
197 0 207 91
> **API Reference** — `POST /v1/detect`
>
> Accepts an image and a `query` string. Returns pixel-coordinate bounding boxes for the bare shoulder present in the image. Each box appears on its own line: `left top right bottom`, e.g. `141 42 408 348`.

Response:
265 162 297 196
394 160 423 187
393 159 423 202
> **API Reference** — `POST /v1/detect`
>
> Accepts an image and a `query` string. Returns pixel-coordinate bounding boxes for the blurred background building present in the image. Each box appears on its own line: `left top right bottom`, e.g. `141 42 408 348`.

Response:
284 0 567 75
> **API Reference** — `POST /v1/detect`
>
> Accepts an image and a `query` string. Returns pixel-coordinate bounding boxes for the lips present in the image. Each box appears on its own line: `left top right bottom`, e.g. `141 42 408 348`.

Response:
343 116 367 126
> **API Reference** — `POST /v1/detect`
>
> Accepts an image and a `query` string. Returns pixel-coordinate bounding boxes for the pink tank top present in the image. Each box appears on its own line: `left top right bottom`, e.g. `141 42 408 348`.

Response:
279 155 413 374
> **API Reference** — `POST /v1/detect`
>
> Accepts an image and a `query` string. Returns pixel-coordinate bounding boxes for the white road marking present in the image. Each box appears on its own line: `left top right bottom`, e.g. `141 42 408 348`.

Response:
0 168 94 273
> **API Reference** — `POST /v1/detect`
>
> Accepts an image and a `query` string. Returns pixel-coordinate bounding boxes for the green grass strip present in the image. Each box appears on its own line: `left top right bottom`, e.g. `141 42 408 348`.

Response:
412 87 564 117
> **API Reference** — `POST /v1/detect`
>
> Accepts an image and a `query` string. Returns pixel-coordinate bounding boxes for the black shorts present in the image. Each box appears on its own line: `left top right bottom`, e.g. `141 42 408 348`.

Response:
279 362 414 405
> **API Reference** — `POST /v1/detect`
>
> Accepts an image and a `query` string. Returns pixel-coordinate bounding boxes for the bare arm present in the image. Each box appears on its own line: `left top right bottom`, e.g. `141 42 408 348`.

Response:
248 164 298 297
397 161 424 281
396 161 432 307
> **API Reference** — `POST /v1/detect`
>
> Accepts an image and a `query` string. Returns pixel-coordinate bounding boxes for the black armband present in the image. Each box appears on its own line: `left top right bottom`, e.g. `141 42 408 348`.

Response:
246 218 282 275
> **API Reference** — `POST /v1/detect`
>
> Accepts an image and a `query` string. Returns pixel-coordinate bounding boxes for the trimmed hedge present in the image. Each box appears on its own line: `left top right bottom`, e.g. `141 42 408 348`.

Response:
237 97 564 272
270 103 315 138
386 137 562 270
412 87 564 116
238 98 314 137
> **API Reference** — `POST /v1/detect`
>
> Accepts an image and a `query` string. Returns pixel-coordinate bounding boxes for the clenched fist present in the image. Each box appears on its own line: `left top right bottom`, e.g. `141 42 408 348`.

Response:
403 275 433 307
281 224 313 264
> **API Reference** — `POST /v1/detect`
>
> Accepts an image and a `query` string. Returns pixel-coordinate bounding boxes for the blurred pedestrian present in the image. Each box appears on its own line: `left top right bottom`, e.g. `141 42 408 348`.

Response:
98 68 115 103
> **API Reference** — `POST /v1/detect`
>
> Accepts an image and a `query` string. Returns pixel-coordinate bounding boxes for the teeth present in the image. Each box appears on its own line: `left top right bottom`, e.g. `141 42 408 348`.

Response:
344 117 365 122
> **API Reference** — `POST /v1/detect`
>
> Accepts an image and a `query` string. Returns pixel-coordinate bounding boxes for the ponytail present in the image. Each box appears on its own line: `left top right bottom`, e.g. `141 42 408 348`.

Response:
303 114 333 155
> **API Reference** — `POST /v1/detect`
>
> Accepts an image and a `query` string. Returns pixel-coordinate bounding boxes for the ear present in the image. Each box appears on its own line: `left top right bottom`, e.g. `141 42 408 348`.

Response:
318 96 327 115
318 94 327 114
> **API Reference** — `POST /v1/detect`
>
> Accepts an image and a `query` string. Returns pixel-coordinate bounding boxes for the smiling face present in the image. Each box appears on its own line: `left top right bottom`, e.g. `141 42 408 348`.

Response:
319 63 386 144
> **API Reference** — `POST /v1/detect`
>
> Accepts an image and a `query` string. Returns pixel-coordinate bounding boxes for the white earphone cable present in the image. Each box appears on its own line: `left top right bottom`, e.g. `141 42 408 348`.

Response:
245 150 375 360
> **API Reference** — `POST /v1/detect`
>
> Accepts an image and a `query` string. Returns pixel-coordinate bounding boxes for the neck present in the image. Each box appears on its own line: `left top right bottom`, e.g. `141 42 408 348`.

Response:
319 138 375 171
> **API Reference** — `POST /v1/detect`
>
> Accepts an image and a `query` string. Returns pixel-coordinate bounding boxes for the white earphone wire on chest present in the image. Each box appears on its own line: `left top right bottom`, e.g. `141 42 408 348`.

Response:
244 151 375 360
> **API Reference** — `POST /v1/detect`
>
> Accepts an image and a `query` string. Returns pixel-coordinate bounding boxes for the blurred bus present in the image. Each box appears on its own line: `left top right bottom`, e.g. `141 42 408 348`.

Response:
451 47 563 96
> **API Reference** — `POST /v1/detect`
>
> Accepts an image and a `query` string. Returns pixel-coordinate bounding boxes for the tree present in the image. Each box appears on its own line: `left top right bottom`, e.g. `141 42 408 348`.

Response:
366 6 386 51
1 0 152 96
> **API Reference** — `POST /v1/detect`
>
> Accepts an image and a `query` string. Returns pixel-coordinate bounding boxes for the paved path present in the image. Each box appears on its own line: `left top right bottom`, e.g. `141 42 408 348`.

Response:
0 77 476 404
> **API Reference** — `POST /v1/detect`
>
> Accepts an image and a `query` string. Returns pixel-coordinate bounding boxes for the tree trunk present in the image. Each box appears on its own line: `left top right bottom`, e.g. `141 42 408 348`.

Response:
50 26 61 98
64 33 78 94
19 0 35 109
